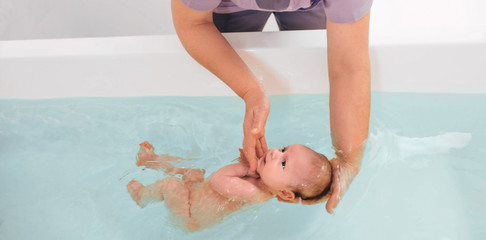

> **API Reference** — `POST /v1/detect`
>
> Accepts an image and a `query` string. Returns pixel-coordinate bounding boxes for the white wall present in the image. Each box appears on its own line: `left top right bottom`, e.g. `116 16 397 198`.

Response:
0 0 174 40
1 0 485 40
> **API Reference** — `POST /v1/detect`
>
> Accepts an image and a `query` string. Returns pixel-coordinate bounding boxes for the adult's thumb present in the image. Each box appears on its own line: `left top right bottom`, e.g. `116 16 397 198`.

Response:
326 190 340 214
248 157 257 172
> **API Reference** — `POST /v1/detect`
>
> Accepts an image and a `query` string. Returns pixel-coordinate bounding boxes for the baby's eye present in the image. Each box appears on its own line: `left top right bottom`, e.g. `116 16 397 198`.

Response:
281 160 286 168
281 147 287 152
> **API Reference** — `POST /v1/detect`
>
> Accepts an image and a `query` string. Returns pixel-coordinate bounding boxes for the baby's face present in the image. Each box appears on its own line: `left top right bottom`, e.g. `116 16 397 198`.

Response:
256 144 320 192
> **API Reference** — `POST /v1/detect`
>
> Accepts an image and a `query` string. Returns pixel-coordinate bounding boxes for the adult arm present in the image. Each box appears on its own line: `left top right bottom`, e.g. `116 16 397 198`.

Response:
325 12 371 213
171 0 269 171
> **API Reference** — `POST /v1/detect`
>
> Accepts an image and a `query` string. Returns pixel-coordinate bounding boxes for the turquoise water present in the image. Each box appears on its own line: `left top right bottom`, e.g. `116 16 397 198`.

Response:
0 93 485 239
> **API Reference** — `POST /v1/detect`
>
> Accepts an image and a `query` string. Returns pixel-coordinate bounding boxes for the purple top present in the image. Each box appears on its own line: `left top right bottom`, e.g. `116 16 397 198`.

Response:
181 0 372 23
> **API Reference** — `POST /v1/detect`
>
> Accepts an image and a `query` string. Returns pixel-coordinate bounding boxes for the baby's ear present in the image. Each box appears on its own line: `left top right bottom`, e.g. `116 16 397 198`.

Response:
276 190 298 203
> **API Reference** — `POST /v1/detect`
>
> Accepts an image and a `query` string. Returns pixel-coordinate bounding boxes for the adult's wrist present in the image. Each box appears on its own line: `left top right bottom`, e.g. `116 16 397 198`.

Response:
242 84 266 103
332 138 367 171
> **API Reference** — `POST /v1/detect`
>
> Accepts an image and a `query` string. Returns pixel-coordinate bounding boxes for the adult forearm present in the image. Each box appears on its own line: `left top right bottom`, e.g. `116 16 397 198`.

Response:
172 0 270 166
326 12 370 166
329 71 370 167
174 22 262 98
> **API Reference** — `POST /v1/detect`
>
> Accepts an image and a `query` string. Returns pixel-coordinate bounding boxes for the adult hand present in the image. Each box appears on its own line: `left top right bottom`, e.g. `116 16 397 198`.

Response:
237 148 261 179
242 87 270 172
325 156 360 214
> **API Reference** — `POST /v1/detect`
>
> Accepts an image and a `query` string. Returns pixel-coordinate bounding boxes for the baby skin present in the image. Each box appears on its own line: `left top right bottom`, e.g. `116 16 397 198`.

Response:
127 141 333 231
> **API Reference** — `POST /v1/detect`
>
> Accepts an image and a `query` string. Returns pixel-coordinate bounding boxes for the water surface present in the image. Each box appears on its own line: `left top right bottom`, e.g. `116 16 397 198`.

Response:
0 93 485 239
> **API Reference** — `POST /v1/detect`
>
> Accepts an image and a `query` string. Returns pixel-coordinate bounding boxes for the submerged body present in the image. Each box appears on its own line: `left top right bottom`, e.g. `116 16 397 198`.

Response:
183 178 248 229
127 141 332 231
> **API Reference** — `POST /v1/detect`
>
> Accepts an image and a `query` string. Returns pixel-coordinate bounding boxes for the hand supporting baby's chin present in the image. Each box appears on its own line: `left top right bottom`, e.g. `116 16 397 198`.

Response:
246 169 260 178
237 148 261 178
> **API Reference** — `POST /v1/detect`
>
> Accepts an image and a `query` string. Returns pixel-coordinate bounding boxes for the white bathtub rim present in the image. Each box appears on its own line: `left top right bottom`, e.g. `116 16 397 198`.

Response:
1 28 485 99
1 27 485 58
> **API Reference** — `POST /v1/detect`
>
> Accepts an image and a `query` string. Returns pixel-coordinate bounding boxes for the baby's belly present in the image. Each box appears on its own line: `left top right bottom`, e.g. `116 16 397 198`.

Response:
189 182 246 229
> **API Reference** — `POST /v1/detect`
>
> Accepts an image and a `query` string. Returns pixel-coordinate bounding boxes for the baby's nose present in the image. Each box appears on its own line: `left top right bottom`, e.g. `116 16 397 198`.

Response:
270 149 281 159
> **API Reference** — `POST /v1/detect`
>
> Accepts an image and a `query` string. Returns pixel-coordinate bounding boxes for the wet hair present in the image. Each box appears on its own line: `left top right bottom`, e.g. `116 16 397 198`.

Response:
289 149 333 205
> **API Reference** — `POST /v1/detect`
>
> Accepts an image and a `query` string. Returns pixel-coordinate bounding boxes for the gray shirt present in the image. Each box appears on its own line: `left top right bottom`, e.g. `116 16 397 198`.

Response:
181 0 372 23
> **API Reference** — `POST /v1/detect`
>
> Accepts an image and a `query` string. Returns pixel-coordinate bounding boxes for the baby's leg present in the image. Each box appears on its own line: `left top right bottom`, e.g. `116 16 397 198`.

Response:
127 179 165 208
159 177 200 231
136 141 173 170
136 141 193 171
126 178 199 231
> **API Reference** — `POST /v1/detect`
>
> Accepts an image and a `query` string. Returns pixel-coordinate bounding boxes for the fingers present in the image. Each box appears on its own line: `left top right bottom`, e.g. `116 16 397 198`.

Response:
250 113 267 159
326 163 342 214
247 170 260 178
254 136 268 158
243 98 269 172
243 126 258 171
247 155 257 172
245 144 258 172
325 188 341 214
260 136 268 154
243 131 264 170
251 108 268 139
255 139 264 158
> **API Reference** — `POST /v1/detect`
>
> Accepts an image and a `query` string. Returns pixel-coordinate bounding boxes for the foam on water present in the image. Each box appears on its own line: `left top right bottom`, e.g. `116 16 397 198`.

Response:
0 93 485 239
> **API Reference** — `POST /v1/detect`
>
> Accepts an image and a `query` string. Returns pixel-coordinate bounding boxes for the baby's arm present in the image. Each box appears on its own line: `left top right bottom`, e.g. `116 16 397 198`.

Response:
209 163 272 203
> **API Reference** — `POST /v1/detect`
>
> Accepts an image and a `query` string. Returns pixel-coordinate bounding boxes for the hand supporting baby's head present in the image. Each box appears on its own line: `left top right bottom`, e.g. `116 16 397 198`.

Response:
254 144 332 205
286 151 332 205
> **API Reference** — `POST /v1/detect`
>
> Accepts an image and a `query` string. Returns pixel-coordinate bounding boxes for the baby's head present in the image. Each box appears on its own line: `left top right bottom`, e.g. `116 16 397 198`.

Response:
256 144 332 205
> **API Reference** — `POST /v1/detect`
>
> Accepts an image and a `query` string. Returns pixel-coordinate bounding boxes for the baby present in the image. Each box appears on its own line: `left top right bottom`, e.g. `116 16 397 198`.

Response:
127 141 332 231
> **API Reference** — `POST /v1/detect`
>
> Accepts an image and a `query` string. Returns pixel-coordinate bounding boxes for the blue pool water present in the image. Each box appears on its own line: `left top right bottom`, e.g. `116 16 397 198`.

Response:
0 93 485 239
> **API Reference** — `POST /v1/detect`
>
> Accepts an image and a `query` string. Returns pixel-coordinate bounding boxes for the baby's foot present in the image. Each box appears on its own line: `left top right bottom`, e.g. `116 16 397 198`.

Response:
139 141 154 151
136 141 157 167
127 180 145 207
